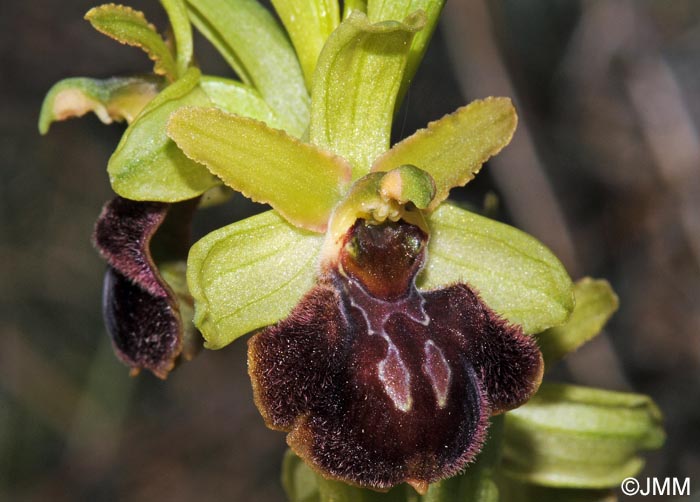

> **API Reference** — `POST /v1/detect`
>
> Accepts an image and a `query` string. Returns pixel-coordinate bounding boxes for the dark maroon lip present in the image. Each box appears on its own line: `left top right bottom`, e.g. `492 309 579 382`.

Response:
93 196 199 379
248 218 543 490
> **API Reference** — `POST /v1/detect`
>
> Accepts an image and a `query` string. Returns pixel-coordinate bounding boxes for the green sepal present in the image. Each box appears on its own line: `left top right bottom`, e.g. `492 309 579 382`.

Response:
367 0 445 110
38 75 163 134
309 11 425 179
502 383 665 489
200 76 281 127
167 106 351 232
187 210 323 349
271 0 340 89
421 203 574 334
372 97 517 211
108 67 220 202
85 4 178 80
537 278 619 367
160 0 194 76
185 0 309 137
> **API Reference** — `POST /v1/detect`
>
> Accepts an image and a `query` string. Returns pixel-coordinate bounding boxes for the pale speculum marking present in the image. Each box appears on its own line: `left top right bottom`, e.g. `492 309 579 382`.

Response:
343 276 430 413
422 339 451 408
378 344 413 412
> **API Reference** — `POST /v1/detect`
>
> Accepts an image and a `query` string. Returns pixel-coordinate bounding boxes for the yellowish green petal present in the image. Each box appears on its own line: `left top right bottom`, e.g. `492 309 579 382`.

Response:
372 98 517 210
420 203 574 334
187 211 323 349
537 278 619 366
167 106 352 232
85 4 177 80
310 11 425 179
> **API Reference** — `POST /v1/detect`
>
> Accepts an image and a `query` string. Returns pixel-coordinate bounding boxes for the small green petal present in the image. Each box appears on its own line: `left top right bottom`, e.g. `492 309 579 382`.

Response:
420 203 574 334
38 76 162 134
537 278 619 367
367 0 445 109
200 76 280 127
167 106 351 232
160 0 194 77
372 98 517 211
108 68 220 202
187 211 323 349
310 11 425 179
271 0 340 89
503 383 665 489
186 0 310 137
85 4 177 80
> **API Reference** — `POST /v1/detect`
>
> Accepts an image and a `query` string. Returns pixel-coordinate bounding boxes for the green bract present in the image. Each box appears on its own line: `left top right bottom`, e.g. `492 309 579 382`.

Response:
502 383 665 488
537 278 619 365
186 0 309 137
39 76 163 133
85 4 179 80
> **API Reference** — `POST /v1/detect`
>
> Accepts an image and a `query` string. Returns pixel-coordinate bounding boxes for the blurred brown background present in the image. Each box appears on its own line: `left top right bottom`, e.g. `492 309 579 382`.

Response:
1 0 699 500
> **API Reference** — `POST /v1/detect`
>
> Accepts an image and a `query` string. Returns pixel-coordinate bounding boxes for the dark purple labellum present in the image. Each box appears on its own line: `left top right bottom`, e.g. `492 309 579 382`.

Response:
249 219 543 491
93 196 199 379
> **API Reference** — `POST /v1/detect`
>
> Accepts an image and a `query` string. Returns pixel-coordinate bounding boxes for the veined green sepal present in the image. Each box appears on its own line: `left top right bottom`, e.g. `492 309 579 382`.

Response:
187 210 323 349
108 67 220 202
310 11 425 178
421 203 574 334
